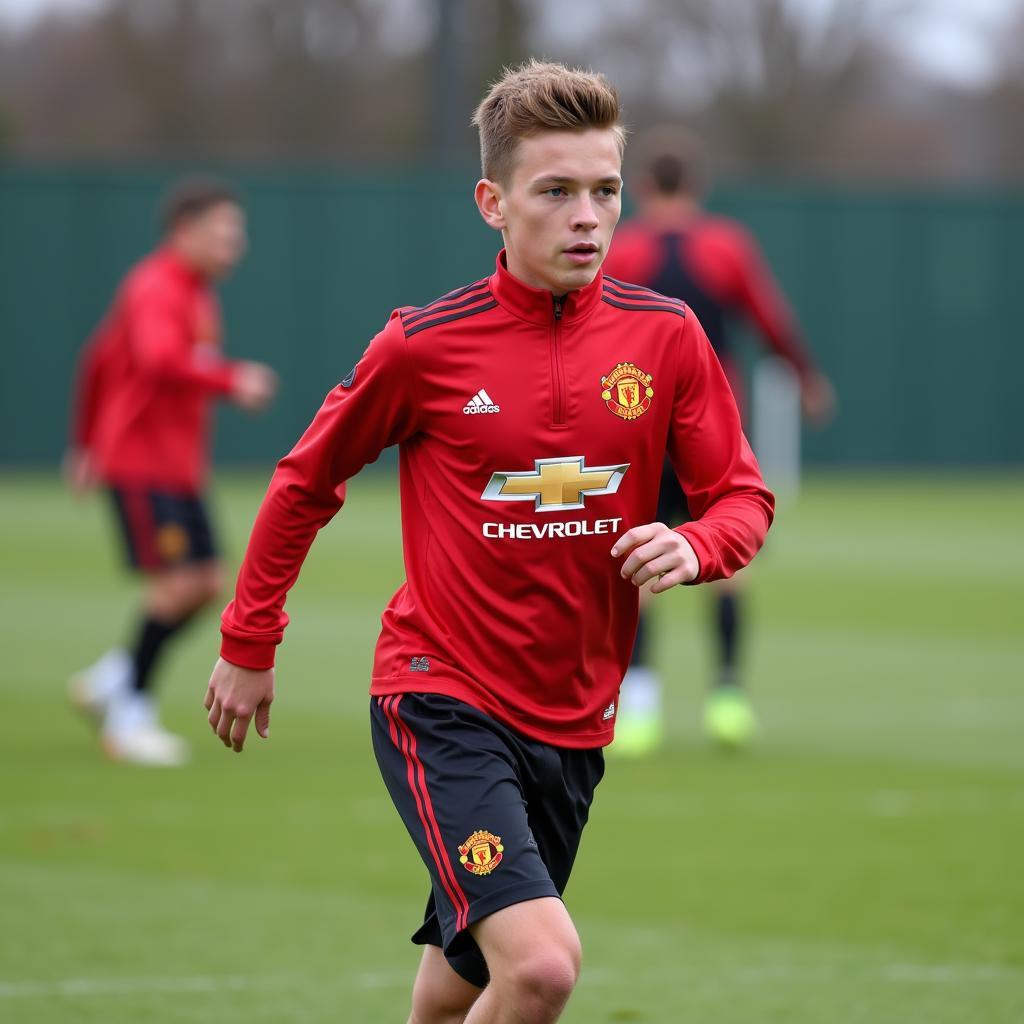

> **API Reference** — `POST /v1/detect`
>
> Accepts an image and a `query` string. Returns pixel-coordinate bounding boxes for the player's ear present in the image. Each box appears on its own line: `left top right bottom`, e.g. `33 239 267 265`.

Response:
475 178 506 231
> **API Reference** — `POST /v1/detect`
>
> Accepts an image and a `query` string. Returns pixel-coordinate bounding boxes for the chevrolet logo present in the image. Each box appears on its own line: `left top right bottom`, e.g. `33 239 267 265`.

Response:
481 456 630 512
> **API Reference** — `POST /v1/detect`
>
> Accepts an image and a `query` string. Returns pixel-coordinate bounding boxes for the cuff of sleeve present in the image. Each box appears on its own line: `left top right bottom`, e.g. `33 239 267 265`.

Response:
675 524 714 585
220 632 278 670
212 362 239 395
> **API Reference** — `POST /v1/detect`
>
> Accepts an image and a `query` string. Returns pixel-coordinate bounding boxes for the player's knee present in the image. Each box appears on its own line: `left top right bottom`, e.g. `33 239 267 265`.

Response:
175 563 222 613
199 563 225 605
504 941 581 1013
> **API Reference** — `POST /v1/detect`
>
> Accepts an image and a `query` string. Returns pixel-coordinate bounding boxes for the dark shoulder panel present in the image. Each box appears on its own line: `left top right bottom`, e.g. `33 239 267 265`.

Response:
399 278 496 337
602 277 687 319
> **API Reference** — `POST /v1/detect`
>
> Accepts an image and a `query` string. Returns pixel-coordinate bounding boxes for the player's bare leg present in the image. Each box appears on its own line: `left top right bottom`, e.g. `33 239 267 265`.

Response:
144 560 224 622
462 897 581 1024
408 945 481 1024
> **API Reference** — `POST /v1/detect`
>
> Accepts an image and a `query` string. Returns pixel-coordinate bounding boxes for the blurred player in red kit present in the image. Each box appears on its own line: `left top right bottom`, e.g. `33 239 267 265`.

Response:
66 178 277 766
602 128 835 753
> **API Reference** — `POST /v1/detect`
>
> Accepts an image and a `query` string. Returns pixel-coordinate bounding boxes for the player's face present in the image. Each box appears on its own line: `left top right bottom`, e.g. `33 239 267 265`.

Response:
180 202 248 281
476 128 622 295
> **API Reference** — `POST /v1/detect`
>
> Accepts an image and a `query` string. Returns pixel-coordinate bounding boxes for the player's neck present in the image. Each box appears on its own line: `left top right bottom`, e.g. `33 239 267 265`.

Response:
641 195 701 231
165 239 211 283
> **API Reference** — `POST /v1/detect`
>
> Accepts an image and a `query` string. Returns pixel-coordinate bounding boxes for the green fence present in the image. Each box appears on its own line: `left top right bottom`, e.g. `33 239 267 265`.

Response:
2 164 1022 468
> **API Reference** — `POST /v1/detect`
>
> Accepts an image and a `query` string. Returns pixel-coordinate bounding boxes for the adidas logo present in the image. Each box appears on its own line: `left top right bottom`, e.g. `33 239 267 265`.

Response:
463 389 500 415
602 701 616 721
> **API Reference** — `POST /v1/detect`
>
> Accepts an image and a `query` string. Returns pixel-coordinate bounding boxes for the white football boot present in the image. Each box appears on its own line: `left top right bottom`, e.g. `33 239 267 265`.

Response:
102 691 189 767
68 649 133 728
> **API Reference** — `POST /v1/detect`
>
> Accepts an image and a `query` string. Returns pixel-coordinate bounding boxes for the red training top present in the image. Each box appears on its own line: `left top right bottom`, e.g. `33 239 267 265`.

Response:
603 214 816 390
71 247 238 494
221 252 774 748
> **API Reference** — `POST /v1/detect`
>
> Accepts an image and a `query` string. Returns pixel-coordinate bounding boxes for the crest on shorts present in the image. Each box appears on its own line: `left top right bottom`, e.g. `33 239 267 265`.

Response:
459 830 504 876
601 362 653 421
156 523 189 562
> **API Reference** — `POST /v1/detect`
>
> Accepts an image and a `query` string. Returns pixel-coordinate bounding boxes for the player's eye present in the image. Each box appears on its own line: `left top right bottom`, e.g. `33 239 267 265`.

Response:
545 187 567 198
597 186 619 198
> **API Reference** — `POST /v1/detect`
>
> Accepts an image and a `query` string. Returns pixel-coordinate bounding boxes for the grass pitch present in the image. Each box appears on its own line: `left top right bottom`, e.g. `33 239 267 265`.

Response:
1 470 1022 1023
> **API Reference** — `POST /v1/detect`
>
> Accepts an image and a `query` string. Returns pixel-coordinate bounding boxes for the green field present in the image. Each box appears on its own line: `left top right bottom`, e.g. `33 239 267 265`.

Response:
2 471 1022 1023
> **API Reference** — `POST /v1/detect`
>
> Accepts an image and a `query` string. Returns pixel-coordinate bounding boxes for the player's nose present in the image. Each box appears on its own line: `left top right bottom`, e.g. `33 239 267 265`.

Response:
569 196 599 230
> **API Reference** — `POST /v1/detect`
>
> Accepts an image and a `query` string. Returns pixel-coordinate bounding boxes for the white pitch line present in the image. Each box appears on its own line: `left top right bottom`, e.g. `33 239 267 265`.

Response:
2 961 1015 1000
884 964 1013 984
0 971 413 1000
0 975 265 999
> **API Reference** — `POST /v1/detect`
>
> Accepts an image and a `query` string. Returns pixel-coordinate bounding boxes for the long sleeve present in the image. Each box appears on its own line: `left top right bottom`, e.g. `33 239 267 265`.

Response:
723 224 816 378
220 316 421 669
129 284 238 394
70 333 110 448
668 313 775 582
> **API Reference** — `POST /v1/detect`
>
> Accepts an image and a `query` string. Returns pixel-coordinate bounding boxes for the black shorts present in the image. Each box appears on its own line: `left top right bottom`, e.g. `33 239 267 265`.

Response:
108 486 218 572
370 694 605 989
656 458 691 527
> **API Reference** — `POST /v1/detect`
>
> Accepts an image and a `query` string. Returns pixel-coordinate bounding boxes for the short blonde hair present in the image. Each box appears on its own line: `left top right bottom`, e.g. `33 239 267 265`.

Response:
472 59 625 183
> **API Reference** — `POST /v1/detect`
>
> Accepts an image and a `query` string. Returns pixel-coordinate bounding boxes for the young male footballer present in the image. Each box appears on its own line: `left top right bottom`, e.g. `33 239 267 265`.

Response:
68 178 276 766
204 62 774 1023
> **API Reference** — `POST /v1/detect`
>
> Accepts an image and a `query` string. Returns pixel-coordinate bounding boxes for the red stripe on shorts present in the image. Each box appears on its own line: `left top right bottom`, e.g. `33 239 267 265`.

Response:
384 695 471 933
124 488 161 570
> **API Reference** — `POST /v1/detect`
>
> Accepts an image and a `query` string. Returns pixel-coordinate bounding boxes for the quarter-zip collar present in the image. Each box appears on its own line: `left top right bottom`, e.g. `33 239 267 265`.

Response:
157 245 207 291
489 249 604 325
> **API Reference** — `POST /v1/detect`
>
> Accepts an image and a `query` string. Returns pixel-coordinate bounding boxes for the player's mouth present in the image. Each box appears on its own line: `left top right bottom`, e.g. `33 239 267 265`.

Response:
563 242 600 266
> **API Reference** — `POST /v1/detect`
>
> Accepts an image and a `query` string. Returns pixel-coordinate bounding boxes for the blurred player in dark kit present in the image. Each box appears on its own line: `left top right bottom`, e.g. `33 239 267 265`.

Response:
603 128 834 753
67 178 277 765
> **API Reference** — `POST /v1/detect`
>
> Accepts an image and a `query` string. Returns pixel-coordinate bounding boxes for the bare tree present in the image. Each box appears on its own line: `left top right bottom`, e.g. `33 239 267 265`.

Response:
529 0 955 180
988 2 1024 179
0 0 1015 181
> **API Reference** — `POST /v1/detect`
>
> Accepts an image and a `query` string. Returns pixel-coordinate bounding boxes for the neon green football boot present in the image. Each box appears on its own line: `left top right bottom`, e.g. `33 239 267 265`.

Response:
703 684 757 749
607 711 665 757
607 667 664 757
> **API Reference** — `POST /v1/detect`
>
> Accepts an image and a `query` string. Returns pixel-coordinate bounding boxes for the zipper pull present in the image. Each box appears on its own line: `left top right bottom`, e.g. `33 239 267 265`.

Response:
553 296 564 320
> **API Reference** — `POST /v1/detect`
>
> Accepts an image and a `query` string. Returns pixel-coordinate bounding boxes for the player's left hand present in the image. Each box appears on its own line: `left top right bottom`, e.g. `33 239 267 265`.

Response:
611 523 700 593
204 657 274 753
799 370 837 427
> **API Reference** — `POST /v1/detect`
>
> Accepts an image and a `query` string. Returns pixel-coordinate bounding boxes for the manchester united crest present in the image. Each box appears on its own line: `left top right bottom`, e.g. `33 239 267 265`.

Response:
458 830 504 876
156 523 190 562
601 362 653 421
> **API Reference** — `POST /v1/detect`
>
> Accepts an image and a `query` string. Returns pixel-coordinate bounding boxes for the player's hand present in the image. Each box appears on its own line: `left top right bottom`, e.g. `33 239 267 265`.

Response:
611 523 700 594
62 446 98 499
231 361 278 413
799 370 836 427
204 657 274 753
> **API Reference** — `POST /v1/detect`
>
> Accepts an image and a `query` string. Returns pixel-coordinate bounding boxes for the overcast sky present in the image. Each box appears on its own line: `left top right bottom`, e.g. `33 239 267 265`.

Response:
0 0 1018 87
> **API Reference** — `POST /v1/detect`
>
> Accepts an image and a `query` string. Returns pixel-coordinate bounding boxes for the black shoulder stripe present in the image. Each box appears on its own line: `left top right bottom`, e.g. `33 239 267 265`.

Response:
602 295 687 319
403 287 494 326
603 281 685 308
404 278 490 319
604 275 662 293
404 298 498 337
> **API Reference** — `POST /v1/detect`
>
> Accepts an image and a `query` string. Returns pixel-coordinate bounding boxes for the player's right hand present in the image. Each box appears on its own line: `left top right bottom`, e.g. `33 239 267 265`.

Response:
231 361 278 413
62 446 97 498
204 657 275 753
